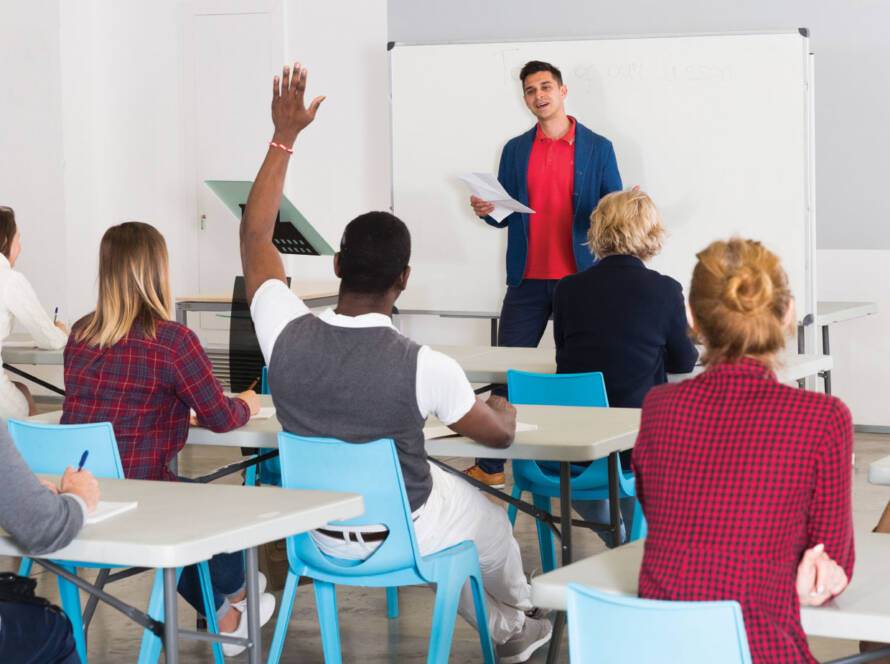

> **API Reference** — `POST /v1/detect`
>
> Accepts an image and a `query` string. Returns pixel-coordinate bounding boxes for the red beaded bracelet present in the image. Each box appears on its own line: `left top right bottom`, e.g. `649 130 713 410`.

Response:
269 141 293 154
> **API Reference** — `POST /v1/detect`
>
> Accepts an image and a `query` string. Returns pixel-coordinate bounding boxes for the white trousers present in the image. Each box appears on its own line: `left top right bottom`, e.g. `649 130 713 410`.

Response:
312 462 532 644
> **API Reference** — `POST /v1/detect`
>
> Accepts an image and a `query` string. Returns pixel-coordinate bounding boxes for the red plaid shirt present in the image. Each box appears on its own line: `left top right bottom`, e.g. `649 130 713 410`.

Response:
632 358 854 664
61 320 250 481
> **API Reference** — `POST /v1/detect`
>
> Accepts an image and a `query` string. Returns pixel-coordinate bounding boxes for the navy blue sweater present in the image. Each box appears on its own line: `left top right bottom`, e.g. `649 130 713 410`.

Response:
483 119 622 286
553 255 698 408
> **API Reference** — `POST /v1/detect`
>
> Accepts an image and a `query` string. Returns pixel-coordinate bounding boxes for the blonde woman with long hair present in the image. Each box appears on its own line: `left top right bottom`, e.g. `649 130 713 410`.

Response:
61 222 271 653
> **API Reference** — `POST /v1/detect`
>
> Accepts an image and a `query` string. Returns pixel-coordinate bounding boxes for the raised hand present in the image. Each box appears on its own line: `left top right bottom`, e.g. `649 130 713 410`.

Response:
271 62 326 146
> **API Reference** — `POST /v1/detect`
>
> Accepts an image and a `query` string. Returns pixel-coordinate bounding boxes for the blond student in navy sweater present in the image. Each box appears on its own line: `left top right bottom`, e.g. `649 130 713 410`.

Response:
552 189 698 545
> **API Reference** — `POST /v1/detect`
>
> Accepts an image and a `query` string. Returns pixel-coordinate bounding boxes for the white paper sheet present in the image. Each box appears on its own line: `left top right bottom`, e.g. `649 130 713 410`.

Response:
458 172 534 223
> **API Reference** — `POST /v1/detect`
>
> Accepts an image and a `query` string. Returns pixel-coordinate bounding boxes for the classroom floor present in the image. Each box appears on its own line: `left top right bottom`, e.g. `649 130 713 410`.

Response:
4 431 887 663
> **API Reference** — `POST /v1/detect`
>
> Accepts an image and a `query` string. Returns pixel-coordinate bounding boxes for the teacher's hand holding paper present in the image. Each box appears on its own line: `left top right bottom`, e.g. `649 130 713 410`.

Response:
460 172 534 223
470 195 495 217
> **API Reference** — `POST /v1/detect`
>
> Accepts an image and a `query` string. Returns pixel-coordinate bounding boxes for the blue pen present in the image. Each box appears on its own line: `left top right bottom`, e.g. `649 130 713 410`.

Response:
53 307 59 324
77 450 89 472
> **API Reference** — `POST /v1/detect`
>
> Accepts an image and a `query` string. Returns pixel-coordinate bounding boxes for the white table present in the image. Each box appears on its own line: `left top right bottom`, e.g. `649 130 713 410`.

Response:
870 455 890 486
430 344 833 386
5 475 363 664
814 301 878 394
532 533 890 663
1 334 65 395
175 280 340 326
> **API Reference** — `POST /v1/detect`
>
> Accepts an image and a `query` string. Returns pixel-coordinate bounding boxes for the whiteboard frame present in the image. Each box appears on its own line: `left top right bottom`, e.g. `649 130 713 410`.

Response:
389 30 816 352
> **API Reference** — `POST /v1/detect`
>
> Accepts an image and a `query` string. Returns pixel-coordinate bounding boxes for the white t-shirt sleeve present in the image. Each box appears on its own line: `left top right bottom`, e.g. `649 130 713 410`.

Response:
415 346 476 425
249 279 311 364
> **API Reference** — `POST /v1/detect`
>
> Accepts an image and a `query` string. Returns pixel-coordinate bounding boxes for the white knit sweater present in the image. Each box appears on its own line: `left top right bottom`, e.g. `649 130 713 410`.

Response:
0 254 67 418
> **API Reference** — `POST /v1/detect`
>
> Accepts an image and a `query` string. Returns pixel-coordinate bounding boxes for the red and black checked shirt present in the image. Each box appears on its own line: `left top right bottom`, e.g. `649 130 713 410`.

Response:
61 320 250 481
632 358 854 664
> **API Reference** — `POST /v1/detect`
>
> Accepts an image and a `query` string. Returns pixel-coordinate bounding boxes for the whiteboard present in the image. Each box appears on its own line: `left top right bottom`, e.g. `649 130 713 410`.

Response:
390 32 815 326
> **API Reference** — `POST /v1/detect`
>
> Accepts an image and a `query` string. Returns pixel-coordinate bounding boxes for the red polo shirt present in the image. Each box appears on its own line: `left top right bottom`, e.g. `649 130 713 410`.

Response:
524 117 576 280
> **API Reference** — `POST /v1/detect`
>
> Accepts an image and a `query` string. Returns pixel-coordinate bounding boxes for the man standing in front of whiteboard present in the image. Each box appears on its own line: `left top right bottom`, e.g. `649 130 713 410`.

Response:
466 60 622 487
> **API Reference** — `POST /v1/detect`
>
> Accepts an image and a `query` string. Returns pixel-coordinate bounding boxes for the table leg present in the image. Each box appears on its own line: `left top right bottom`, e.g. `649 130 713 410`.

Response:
245 546 261 664
822 324 832 395
163 567 179 664
176 303 187 325
608 452 622 546
490 317 498 346
545 462 575 664
559 462 573 565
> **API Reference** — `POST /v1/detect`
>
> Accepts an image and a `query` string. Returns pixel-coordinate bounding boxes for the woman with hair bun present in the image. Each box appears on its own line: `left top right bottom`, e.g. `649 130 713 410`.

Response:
632 238 854 663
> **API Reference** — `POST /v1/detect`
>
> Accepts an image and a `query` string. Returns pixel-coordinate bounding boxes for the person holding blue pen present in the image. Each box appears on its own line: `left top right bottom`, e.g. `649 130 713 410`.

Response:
0 206 69 418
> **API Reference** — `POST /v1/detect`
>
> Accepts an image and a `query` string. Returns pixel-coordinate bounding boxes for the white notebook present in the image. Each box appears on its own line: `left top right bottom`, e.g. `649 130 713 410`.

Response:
86 501 137 524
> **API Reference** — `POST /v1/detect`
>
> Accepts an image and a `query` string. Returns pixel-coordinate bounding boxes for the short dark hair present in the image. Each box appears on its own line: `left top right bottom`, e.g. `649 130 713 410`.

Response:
519 60 563 87
338 211 411 295
0 206 17 259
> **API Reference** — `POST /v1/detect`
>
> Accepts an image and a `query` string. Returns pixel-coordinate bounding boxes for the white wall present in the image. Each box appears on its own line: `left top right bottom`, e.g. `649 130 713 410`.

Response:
816 250 887 427
3 0 387 325
0 1 68 320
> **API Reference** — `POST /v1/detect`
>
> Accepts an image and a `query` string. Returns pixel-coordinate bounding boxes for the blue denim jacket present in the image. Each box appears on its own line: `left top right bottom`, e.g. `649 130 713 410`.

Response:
483 119 622 286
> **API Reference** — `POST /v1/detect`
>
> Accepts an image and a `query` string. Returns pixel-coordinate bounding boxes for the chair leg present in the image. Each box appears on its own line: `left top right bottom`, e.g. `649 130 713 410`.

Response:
629 498 647 541
57 566 87 664
507 485 523 526
314 580 342 664
196 561 224 664
17 557 32 576
468 572 496 664
245 460 258 487
531 493 557 573
386 586 399 619
427 574 462 664
267 571 300 664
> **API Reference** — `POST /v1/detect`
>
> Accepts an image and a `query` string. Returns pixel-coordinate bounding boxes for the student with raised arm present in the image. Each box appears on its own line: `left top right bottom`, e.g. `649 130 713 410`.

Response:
0 419 99 663
240 62 551 663
0 206 68 418
61 222 271 656
633 238 854 664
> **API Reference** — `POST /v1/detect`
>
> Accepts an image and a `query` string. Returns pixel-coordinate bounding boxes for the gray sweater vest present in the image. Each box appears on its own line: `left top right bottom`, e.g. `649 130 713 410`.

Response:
268 315 431 510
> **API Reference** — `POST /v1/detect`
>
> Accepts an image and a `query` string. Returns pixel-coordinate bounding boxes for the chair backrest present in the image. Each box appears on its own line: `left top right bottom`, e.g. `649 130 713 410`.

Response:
7 420 125 479
277 432 423 578
507 370 609 407
566 583 752 664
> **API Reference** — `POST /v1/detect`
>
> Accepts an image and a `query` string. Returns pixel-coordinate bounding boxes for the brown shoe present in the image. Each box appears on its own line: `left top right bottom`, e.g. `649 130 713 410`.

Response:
859 641 890 664
463 464 506 489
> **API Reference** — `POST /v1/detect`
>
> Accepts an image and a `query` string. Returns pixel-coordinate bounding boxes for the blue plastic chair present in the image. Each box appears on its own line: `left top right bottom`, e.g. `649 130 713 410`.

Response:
247 369 399 618
7 420 222 664
266 433 496 664
505 370 646 572
244 366 281 487
566 583 752 663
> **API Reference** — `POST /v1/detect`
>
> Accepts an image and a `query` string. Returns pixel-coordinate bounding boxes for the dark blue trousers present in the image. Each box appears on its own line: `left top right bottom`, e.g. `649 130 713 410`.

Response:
0 600 80 663
478 279 560 475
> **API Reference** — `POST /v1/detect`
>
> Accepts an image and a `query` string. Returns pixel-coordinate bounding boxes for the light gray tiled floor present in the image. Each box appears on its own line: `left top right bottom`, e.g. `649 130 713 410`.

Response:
5 433 888 663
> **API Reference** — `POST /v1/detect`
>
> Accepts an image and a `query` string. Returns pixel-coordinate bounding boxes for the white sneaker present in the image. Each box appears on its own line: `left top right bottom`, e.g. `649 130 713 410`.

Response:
496 617 552 664
221 591 276 657
231 572 268 613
